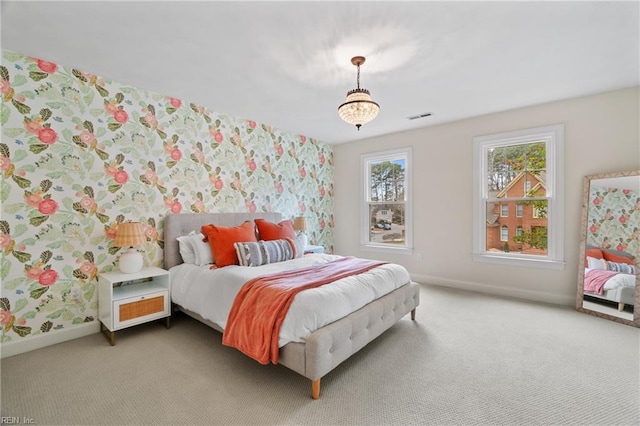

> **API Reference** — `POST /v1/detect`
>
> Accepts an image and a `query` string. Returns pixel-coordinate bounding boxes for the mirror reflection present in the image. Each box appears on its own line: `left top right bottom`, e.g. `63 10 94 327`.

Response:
579 171 639 325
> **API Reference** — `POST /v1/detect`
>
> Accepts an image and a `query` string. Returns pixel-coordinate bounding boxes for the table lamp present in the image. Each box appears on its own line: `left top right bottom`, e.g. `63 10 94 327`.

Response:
293 216 308 247
113 222 146 273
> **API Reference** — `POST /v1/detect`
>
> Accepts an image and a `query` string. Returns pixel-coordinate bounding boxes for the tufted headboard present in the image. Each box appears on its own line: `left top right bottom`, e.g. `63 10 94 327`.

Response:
163 212 283 270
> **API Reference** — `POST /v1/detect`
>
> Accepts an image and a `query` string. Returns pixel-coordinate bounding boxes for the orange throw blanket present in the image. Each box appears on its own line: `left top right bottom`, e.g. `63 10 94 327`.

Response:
222 256 387 365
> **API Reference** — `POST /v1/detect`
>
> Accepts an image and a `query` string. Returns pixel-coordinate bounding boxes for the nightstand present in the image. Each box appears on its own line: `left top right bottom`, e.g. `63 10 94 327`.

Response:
304 245 325 254
98 266 171 346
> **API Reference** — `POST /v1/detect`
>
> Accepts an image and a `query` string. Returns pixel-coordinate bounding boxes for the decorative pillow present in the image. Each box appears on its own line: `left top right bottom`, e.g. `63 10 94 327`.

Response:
585 247 604 260
600 247 635 259
201 221 257 267
188 232 213 266
254 218 296 241
602 251 635 265
177 231 197 264
587 256 608 271
607 261 637 275
286 234 306 259
234 239 295 267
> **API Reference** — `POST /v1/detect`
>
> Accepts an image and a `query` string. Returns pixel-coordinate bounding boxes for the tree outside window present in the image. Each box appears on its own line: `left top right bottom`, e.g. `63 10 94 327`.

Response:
473 124 565 270
362 148 412 253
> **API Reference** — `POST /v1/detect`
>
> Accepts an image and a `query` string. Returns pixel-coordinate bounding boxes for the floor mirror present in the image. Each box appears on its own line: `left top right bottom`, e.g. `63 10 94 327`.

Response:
576 170 640 327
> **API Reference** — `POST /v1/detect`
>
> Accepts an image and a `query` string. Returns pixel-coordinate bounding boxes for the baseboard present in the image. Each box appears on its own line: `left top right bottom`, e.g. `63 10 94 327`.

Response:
0 322 100 359
411 273 575 307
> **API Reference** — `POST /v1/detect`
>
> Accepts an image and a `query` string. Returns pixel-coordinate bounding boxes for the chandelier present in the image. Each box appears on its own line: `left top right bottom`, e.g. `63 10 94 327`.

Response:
337 56 380 130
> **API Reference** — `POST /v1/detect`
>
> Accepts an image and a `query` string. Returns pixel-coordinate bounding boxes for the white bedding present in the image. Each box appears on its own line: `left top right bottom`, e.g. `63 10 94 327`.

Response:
170 253 411 347
585 268 637 290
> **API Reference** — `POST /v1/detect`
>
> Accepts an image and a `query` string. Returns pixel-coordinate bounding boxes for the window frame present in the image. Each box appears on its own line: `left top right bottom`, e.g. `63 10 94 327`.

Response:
361 147 413 254
500 225 509 242
472 124 565 270
500 204 509 217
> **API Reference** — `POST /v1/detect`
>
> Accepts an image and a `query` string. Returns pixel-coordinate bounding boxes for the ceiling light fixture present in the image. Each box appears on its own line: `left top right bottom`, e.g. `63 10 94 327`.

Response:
337 56 379 130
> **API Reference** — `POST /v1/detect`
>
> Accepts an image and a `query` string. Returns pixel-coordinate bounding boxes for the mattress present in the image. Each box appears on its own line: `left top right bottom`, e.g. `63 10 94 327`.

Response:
170 253 411 347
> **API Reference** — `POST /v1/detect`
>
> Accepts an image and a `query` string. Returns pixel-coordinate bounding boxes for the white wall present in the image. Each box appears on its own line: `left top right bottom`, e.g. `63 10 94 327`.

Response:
333 87 640 305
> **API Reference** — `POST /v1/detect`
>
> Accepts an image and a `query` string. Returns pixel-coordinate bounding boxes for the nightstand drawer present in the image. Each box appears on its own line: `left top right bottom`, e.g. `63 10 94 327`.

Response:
113 290 169 329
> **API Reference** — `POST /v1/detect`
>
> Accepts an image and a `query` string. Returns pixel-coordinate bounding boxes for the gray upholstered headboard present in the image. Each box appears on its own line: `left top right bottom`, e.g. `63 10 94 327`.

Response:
163 212 283 269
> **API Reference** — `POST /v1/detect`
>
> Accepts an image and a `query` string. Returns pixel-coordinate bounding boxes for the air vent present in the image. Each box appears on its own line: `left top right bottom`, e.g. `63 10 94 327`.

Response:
407 112 433 120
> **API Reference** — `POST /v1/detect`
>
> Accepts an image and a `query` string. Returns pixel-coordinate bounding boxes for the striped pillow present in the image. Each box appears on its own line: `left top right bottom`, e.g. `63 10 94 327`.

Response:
607 261 637 275
234 239 294 267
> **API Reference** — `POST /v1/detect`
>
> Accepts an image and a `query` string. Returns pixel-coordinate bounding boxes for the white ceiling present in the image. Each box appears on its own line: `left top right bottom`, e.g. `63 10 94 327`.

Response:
1 1 638 144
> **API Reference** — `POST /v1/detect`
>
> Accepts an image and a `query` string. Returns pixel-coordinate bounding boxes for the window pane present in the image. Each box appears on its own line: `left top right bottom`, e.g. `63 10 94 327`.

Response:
487 142 547 197
369 159 406 202
501 226 508 241
485 200 548 256
368 203 405 245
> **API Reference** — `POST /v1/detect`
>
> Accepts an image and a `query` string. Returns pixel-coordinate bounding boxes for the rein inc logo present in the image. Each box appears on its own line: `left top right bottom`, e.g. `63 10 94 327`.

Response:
0 418 35 425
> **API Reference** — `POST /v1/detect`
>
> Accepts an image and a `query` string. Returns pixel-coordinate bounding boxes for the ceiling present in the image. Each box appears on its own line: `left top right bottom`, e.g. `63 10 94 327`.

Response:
1 1 638 144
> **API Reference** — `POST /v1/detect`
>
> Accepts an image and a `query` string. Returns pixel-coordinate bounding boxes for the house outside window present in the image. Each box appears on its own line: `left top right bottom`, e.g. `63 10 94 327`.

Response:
361 147 412 254
500 204 508 217
472 124 565 270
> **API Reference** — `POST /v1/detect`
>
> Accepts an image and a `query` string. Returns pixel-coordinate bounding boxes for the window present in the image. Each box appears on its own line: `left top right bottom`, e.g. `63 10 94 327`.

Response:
500 204 508 217
473 124 565 270
500 226 508 241
533 205 541 218
361 147 412 253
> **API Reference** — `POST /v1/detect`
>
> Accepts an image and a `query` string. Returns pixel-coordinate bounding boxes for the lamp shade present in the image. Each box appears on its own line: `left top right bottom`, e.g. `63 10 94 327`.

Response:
114 222 146 274
113 222 146 248
293 216 307 232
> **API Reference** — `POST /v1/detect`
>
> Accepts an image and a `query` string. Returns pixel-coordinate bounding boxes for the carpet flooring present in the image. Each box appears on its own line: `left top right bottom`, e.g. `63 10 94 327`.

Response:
1 284 638 425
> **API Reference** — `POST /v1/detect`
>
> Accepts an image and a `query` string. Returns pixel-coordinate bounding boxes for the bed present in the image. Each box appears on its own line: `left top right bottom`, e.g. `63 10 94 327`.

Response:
583 268 636 311
163 212 420 399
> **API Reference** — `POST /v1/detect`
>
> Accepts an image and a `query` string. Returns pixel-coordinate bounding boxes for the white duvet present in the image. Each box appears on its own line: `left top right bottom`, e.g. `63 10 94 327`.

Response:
585 268 637 290
170 254 411 347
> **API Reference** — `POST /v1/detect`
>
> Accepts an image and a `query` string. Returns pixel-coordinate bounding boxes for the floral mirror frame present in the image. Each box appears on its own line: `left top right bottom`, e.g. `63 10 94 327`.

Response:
576 170 640 327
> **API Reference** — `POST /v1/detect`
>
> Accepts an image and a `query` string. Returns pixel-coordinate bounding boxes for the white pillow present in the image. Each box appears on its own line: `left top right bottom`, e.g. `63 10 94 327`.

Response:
187 232 213 266
291 234 305 258
587 256 608 271
177 231 197 264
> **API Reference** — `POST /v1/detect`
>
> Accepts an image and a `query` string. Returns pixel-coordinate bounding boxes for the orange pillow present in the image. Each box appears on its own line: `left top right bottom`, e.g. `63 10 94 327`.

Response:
602 251 635 265
585 248 603 260
201 221 257 267
254 218 296 241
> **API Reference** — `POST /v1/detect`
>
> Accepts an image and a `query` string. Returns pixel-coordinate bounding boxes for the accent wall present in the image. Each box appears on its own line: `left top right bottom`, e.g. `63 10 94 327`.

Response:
0 50 334 352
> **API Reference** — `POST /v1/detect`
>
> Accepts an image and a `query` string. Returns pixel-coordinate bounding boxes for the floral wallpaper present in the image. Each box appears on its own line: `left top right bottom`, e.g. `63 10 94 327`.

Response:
587 185 640 258
0 50 334 343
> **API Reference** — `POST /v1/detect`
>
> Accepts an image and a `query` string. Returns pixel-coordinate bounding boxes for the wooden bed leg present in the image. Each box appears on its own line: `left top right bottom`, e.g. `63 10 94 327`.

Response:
411 308 416 321
311 379 321 400
618 303 625 312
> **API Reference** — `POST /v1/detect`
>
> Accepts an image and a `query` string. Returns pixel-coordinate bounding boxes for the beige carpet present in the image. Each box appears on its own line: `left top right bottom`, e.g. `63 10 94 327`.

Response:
1 284 639 426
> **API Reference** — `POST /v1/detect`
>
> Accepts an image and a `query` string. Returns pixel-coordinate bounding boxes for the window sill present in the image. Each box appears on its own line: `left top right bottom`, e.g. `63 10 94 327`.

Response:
473 253 565 270
361 244 413 255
